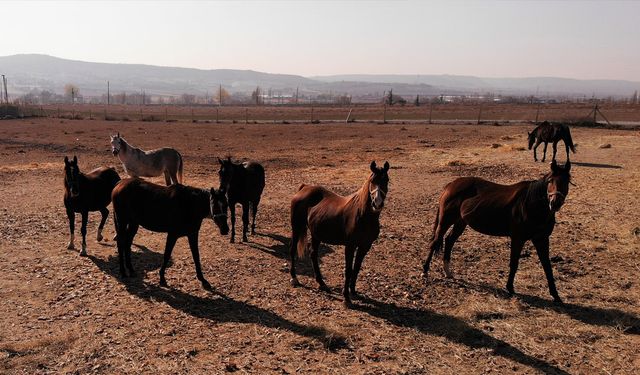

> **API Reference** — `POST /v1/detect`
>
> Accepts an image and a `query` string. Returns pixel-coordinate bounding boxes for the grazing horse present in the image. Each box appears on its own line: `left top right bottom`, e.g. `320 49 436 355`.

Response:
422 160 572 303
110 133 183 185
218 156 265 243
111 178 229 289
63 156 120 256
289 161 390 307
528 121 576 162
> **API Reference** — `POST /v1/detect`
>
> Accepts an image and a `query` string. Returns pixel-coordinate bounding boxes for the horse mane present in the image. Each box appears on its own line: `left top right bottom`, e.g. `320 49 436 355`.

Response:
518 175 549 220
353 173 374 216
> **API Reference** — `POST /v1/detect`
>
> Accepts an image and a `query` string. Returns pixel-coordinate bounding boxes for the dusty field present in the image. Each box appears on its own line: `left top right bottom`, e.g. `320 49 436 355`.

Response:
0 118 639 374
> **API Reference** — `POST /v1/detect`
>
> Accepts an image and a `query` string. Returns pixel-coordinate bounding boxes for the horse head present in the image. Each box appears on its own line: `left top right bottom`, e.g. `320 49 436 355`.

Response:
217 156 235 191
110 132 122 155
546 159 571 212
527 130 536 149
369 160 390 212
64 155 80 197
209 187 230 235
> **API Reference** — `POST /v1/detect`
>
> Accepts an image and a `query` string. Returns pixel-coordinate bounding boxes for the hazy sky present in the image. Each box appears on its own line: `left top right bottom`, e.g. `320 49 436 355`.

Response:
3 1 639 80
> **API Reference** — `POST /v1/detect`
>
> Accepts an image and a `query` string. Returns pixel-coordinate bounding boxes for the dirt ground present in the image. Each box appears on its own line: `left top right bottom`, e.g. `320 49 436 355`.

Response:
0 117 638 374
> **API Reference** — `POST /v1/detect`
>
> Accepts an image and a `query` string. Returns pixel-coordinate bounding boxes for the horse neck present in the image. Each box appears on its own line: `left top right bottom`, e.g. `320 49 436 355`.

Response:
521 177 551 218
195 188 212 219
353 174 375 217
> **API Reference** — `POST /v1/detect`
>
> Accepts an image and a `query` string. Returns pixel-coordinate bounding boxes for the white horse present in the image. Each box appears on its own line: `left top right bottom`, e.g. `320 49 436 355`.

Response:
110 133 183 185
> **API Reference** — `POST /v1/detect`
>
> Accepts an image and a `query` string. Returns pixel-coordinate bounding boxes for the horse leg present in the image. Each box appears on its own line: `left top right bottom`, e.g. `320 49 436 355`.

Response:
124 223 138 277
159 233 178 287
97 207 108 242
422 209 455 279
289 231 300 287
532 236 561 303
552 140 558 162
533 140 541 162
66 208 75 250
541 142 548 162
241 202 249 242
343 245 356 308
350 243 372 299
310 237 329 292
506 238 525 296
565 141 571 162
251 200 260 235
169 168 179 186
443 221 466 278
188 231 211 290
163 170 172 186
79 211 88 256
229 203 236 243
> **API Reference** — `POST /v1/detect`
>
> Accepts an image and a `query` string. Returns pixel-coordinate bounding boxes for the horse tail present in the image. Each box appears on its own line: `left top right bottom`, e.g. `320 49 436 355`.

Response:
291 189 310 258
565 127 577 153
177 152 184 184
431 205 440 242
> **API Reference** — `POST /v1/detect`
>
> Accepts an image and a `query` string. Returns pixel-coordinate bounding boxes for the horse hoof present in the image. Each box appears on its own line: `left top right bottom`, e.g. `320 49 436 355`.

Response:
350 291 361 300
230 238 235 244
201 280 213 291
79 250 87 257
96 234 103 242
67 243 75 250
160 279 168 287
319 284 331 293
343 299 353 309
290 278 301 287
242 237 248 243
552 296 563 304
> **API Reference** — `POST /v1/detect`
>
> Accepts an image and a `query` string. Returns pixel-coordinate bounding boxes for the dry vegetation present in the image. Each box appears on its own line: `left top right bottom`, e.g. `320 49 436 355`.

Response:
0 116 639 374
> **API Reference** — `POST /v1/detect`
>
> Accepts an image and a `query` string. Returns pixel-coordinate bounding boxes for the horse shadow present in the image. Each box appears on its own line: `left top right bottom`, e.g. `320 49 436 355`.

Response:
572 161 622 169
87 244 349 351
353 295 570 375
451 279 640 334
243 232 335 278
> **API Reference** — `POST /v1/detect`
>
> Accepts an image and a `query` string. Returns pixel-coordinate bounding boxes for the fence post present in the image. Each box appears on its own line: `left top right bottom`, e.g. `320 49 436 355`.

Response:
428 103 433 124
245 108 248 124
216 108 219 123
165 106 168 122
310 106 314 123
477 103 483 125
535 102 541 124
191 107 194 123
346 107 353 123
383 104 387 123
89 109 92 120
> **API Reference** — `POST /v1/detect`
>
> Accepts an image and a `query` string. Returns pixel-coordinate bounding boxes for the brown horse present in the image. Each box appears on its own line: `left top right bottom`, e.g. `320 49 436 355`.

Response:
422 160 572 303
218 156 265 243
528 121 576 162
111 178 229 289
289 161 390 307
63 156 120 256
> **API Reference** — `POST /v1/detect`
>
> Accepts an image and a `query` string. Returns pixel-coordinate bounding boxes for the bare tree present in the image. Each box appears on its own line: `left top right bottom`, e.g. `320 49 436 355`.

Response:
251 86 262 105
216 86 230 106
64 84 79 103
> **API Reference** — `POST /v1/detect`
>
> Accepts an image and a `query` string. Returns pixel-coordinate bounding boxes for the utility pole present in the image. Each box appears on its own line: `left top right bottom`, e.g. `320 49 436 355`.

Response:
295 87 299 105
219 84 223 107
2 75 8 104
107 81 110 106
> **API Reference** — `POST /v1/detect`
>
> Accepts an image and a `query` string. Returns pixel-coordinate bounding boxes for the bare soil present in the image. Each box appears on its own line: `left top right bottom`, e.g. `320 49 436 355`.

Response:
0 117 639 374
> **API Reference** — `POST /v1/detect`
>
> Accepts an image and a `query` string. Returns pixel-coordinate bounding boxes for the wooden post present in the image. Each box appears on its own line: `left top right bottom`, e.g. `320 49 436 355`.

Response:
245 108 248 124
104 107 107 120
216 108 219 123
596 105 612 126
345 107 353 123
310 106 314 123
428 103 433 124
477 103 483 125
191 107 194 122
593 104 598 124
140 106 143 121
535 102 541 124
165 106 168 122
89 109 92 120
383 104 387 123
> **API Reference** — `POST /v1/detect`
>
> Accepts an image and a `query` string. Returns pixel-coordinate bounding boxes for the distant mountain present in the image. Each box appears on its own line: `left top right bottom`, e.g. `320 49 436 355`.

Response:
313 74 640 97
0 54 637 99
0 54 315 96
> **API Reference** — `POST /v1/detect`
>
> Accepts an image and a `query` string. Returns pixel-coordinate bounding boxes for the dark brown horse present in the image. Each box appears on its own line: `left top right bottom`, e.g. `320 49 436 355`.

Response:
422 160 572 303
218 156 265 243
111 178 229 289
289 161 390 307
63 156 120 256
528 121 576 162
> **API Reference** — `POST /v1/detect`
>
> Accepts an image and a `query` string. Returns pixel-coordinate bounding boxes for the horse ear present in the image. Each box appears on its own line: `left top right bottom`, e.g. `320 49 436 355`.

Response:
117 132 120 137
73 155 77 164
370 161 377 173
550 159 559 173
227 155 232 162
383 161 390 171
64 156 69 165
218 158 223 165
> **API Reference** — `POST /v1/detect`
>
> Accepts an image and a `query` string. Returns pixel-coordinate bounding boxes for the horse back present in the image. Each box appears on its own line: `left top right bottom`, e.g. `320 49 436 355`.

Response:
64 167 120 212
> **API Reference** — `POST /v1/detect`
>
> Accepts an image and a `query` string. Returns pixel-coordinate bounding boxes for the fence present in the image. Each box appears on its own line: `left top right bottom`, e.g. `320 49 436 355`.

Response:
5 103 640 126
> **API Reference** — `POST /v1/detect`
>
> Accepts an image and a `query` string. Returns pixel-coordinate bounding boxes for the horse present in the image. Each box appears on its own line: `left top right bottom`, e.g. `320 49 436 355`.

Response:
110 133 184 185
111 178 229 289
289 161 390 307
63 156 121 256
422 160 572 303
217 156 265 243
527 121 576 162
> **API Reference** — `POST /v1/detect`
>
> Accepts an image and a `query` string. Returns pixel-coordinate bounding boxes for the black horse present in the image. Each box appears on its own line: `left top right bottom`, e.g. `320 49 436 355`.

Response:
528 121 576 162
63 156 120 256
218 157 265 243
111 178 229 289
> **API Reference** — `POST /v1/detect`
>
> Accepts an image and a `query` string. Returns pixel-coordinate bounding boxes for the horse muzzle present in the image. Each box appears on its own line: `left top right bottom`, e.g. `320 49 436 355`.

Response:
112 150 119 156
